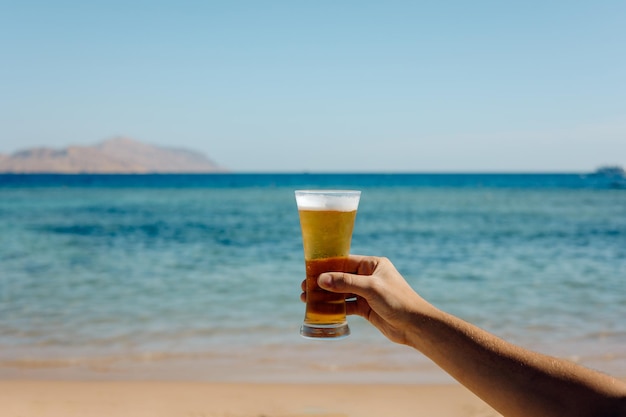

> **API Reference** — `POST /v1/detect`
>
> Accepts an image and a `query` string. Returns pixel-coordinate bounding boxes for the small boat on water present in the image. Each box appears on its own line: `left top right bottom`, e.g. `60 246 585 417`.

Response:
589 166 626 189
592 166 626 178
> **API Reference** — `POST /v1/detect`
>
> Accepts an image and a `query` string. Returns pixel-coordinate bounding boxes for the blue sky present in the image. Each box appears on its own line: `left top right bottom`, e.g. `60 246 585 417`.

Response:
1 1 624 172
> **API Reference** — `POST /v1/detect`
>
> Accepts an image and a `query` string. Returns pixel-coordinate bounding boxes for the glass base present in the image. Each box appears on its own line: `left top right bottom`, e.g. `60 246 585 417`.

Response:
300 322 350 339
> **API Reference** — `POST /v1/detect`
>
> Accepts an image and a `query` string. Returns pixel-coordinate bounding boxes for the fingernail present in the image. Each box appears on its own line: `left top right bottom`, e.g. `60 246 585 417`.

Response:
318 273 332 288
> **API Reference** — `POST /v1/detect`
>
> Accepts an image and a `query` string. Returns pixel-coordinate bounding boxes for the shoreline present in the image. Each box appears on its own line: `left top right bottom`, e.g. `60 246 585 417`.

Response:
2 356 624 417
2 337 624 385
0 354 458 385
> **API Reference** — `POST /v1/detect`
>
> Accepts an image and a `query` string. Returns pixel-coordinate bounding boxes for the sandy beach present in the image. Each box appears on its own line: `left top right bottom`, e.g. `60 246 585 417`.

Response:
0 380 503 417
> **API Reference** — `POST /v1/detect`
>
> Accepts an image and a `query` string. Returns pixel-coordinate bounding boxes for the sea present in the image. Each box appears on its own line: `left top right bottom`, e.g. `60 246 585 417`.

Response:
1 173 625 383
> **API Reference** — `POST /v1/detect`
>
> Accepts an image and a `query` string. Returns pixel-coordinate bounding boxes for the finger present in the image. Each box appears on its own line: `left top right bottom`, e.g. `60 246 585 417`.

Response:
300 279 306 292
300 291 306 303
345 296 370 318
318 271 375 299
343 255 382 275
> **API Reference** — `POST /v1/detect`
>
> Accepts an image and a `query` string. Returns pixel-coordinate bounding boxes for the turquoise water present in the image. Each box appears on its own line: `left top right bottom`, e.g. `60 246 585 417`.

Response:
0 174 625 382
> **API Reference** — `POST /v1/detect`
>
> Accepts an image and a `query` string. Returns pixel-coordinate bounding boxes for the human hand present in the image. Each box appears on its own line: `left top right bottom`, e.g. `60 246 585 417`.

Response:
302 256 626 417
300 255 433 345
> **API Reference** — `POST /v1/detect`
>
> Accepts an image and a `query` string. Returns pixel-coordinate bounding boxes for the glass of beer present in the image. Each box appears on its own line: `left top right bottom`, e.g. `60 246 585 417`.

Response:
295 190 361 339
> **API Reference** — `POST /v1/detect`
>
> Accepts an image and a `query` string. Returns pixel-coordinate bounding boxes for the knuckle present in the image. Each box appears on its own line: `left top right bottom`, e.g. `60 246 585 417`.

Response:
335 273 349 291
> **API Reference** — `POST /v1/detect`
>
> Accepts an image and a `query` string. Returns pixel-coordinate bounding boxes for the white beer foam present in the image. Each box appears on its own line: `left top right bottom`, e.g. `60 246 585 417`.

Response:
295 190 360 211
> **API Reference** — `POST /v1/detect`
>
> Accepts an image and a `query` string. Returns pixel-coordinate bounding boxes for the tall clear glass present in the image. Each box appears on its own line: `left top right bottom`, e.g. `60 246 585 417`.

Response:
295 190 361 339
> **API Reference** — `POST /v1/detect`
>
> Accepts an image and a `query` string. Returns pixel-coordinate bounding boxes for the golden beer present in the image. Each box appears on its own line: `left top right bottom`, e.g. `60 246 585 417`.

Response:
295 190 360 339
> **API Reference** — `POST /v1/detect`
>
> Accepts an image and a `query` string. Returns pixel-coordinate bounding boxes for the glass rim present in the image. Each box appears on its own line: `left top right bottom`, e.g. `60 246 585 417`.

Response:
295 189 360 210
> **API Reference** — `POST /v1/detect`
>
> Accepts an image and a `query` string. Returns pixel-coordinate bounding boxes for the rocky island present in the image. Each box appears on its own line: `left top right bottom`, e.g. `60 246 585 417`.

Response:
0 137 225 173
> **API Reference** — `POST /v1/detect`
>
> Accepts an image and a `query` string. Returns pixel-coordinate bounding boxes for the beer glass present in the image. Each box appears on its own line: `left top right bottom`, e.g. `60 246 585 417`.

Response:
295 190 361 339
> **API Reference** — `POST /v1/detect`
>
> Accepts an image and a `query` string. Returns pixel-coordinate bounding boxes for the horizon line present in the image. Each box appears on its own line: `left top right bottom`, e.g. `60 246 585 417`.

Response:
0 170 616 175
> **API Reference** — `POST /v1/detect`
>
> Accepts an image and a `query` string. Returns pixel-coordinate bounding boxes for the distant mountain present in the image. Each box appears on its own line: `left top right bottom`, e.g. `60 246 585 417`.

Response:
0 137 226 173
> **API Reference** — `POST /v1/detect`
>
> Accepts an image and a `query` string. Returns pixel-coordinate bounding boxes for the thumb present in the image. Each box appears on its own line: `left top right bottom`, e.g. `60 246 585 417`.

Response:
318 272 371 297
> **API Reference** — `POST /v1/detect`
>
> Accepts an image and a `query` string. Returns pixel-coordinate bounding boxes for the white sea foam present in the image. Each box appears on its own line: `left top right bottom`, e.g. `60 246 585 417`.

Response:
295 190 361 211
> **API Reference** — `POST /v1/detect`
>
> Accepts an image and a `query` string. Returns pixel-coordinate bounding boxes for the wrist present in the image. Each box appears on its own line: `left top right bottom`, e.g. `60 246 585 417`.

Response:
401 303 445 351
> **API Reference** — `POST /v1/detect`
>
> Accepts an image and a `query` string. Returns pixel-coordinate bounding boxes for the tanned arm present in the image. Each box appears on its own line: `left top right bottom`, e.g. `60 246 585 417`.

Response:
306 255 626 417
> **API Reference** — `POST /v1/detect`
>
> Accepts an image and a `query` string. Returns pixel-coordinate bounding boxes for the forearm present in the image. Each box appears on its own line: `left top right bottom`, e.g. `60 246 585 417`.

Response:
405 307 626 417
